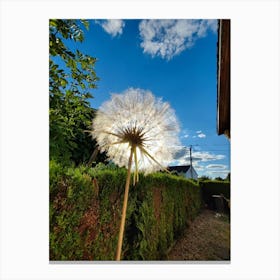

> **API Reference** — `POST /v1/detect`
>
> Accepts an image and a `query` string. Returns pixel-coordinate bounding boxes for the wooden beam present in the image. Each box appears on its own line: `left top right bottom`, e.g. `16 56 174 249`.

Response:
217 19 231 139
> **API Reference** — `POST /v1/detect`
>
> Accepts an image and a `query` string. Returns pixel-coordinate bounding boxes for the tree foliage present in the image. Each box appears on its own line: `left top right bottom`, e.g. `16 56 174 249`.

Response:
226 172 230 181
214 176 224 181
49 19 102 164
198 175 211 181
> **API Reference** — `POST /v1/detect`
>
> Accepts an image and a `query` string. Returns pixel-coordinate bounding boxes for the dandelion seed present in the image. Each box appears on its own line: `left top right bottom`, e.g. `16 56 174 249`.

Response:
91 87 180 260
92 88 180 176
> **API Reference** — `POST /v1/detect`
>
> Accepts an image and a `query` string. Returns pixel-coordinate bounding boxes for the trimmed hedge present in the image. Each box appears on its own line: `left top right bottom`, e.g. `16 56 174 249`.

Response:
200 180 230 209
127 173 202 260
49 161 202 260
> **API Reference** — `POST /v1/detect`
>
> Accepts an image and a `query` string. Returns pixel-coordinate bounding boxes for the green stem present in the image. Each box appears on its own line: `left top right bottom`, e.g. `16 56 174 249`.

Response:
134 147 139 183
115 146 134 261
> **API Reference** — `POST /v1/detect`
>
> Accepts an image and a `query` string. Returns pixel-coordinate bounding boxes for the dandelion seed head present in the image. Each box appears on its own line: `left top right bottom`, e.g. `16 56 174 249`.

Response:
91 88 181 174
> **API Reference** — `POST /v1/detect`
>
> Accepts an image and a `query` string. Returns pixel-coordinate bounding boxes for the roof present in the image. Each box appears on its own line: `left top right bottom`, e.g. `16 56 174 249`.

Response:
168 165 191 173
217 19 231 139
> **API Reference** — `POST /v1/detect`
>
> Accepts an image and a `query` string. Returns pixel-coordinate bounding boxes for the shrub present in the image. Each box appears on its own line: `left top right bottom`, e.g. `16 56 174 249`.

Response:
50 161 202 260
127 173 202 260
200 180 230 209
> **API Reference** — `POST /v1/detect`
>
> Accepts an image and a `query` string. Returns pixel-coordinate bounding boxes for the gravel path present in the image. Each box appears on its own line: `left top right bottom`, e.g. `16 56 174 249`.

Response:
167 209 230 261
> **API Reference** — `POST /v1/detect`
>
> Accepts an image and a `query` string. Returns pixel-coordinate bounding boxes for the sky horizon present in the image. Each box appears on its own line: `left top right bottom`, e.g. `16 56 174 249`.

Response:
63 19 230 179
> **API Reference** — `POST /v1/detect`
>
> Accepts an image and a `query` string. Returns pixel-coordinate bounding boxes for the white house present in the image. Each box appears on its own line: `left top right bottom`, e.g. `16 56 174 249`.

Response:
168 165 198 180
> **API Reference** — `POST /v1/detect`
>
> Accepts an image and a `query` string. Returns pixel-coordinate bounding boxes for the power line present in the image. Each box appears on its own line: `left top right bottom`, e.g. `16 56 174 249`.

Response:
193 144 230 147
194 149 230 152
175 145 230 153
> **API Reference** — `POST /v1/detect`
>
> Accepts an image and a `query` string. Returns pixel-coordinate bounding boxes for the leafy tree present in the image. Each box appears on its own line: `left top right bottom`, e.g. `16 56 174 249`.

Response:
49 19 102 164
225 172 230 181
215 176 224 181
199 175 211 181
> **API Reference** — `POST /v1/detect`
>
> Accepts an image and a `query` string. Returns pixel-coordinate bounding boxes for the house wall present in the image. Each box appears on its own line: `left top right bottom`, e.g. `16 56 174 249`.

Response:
185 167 198 180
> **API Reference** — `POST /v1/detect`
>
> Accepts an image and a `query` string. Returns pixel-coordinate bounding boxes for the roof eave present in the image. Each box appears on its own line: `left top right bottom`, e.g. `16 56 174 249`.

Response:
217 19 231 139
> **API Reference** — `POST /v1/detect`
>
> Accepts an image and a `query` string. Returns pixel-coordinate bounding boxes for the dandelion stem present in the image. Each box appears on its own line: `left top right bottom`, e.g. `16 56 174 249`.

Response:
134 147 139 184
116 146 134 261
133 149 136 186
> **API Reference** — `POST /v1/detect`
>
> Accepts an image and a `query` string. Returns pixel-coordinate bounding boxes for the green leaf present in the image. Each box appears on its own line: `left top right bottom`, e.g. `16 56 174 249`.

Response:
49 19 99 165
60 79 67 87
81 19 90 30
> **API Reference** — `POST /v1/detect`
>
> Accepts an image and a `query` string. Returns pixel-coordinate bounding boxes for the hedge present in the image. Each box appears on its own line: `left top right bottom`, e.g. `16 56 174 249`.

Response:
49 161 202 260
200 180 230 209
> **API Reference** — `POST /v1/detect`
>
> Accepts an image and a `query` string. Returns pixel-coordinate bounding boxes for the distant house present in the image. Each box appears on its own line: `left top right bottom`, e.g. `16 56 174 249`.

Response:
168 165 198 180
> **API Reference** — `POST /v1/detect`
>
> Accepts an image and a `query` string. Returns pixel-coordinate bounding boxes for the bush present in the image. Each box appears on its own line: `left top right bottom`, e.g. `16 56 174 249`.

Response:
125 173 202 260
50 161 202 260
200 180 230 209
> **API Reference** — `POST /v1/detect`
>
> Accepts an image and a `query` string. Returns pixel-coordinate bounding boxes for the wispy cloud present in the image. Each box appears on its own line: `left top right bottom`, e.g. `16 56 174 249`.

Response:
206 170 230 179
197 133 206 138
195 130 206 138
192 151 225 162
205 164 229 178
206 164 227 169
183 134 189 139
208 170 230 174
173 146 189 159
139 19 217 60
192 163 204 170
174 148 225 165
96 19 125 37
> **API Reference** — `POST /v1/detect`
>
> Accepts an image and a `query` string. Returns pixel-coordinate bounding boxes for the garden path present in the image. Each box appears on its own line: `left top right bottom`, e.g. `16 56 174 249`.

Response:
167 209 230 261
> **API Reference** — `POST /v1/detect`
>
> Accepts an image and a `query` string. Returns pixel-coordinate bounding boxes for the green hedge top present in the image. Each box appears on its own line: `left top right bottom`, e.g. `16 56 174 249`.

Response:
49 161 202 261
200 180 230 206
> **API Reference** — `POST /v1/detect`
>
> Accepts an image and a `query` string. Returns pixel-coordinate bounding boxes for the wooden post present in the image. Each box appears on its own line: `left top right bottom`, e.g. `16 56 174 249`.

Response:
115 146 134 261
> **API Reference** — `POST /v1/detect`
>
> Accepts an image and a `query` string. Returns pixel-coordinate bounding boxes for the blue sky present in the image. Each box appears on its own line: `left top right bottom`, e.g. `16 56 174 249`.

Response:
65 19 230 178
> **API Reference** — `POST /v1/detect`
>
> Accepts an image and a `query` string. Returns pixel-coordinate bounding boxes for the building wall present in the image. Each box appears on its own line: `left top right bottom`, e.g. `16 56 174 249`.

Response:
185 167 198 180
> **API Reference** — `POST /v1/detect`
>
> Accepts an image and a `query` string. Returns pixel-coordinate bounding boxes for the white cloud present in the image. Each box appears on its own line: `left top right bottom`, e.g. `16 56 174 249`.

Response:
205 164 229 179
97 19 125 37
192 151 225 162
192 163 204 170
209 170 230 174
195 130 206 138
206 164 227 169
206 170 230 179
139 19 217 60
183 134 189 138
173 148 225 166
197 133 206 138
